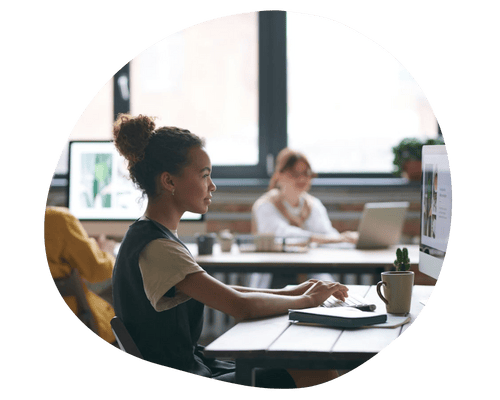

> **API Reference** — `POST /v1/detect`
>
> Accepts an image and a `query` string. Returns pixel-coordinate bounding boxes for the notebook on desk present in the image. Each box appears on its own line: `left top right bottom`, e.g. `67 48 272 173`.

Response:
323 201 410 250
289 307 387 328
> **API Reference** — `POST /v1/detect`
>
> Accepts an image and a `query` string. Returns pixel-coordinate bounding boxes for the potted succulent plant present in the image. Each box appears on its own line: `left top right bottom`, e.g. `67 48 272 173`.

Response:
376 247 415 314
392 137 444 180
394 247 411 271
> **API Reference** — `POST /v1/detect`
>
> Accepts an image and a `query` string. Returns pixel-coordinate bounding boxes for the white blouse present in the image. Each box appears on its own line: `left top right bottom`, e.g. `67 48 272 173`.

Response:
250 190 339 286
252 190 340 239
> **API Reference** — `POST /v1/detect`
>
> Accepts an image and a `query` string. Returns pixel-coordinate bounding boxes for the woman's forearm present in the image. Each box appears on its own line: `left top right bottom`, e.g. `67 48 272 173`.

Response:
310 233 342 244
236 291 313 320
230 285 288 295
230 282 312 296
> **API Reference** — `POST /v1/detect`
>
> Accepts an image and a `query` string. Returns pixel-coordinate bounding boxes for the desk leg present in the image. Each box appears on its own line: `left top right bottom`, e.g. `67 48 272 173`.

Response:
235 359 255 387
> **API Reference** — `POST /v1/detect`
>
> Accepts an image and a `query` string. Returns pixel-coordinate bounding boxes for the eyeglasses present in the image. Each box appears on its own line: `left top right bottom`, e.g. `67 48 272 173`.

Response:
284 170 314 179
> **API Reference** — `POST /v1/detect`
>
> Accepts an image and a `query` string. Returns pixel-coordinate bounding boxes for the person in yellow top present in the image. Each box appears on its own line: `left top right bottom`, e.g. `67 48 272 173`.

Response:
44 206 116 343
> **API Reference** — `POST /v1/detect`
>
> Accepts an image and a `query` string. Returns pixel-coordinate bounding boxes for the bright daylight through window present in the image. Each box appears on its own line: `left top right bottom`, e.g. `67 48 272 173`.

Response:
55 12 438 177
287 13 437 174
130 13 259 167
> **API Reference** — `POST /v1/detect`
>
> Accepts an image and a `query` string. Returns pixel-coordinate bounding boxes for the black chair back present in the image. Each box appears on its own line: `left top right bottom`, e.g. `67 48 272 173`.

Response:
110 316 143 359
54 269 99 334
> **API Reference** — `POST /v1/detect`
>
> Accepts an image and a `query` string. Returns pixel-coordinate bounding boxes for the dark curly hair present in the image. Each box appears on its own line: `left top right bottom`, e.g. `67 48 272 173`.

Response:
113 114 204 198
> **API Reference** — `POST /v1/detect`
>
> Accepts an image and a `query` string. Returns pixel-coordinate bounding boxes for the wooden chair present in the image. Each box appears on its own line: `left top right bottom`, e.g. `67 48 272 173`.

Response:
110 316 143 359
54 269 99 335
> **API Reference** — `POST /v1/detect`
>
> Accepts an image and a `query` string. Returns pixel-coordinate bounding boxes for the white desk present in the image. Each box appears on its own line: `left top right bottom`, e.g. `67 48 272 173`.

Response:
204 284 432 386
189 243 420 282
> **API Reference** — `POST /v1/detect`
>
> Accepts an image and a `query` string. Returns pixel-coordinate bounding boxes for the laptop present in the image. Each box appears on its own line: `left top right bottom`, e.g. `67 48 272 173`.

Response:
356 202 409 248
325 201 410 250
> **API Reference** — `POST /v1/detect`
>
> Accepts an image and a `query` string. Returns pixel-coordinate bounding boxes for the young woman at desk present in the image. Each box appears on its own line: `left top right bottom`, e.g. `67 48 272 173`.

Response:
251 148 359 287
252 147 358 245
112 114 349 388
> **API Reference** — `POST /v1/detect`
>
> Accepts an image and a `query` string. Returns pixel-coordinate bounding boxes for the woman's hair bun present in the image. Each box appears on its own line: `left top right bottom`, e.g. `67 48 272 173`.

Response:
113 114 156 165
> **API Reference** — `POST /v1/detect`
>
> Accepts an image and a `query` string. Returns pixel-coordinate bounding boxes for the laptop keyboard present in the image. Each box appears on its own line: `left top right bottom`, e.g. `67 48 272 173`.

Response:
322 294 376 311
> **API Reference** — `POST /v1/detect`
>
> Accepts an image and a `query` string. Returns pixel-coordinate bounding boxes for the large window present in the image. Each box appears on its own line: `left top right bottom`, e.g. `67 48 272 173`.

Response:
54 79 113 174
54 11 439 180
287 13 437 174
130 13 259 167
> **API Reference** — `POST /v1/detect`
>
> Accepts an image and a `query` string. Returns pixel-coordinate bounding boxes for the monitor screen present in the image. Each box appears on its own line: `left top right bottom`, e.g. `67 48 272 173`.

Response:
67 141 203 222
419 145 452 280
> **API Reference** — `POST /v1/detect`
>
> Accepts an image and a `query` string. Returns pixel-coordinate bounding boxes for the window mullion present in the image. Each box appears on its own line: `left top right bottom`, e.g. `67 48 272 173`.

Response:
259 11 287 177
113 63 130 120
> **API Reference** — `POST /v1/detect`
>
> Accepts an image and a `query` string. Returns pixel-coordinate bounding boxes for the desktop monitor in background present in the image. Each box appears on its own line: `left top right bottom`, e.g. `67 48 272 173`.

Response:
419 145 452 281
67 141 204 237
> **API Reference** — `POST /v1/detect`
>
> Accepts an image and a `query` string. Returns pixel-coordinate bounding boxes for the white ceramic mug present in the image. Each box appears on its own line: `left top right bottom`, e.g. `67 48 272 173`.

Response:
254 234 277 252
376 271 414 315
219 237 234 252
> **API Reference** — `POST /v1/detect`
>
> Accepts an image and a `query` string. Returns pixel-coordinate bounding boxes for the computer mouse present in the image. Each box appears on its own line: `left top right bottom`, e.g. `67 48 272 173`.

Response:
353 304 377 312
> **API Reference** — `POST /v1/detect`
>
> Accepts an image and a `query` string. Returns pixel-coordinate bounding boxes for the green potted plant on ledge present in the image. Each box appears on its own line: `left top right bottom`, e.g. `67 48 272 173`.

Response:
392 137 444 180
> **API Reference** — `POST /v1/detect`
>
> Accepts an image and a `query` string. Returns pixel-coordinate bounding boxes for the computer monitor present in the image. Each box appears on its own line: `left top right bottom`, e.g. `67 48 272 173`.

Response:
67 141 205 237
419 145 452 281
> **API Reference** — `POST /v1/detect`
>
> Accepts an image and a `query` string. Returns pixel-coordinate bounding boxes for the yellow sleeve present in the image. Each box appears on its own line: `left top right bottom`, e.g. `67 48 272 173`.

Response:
58 209 115 283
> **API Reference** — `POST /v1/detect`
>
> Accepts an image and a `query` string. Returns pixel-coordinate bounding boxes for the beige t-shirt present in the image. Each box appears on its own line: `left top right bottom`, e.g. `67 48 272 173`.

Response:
138 237 204 311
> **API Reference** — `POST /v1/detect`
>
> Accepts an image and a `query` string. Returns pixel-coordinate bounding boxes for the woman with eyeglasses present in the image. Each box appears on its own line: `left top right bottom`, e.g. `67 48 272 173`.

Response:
252 148 358 245
250 148 359 288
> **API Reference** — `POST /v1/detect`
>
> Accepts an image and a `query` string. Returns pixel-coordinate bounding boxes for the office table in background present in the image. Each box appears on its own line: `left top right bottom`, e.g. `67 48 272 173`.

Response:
203 284 432 386
189 243 420 283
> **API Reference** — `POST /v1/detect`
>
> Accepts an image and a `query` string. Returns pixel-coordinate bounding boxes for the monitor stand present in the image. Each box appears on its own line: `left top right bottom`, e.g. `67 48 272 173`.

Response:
418 286 435 306
420 297 431 306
